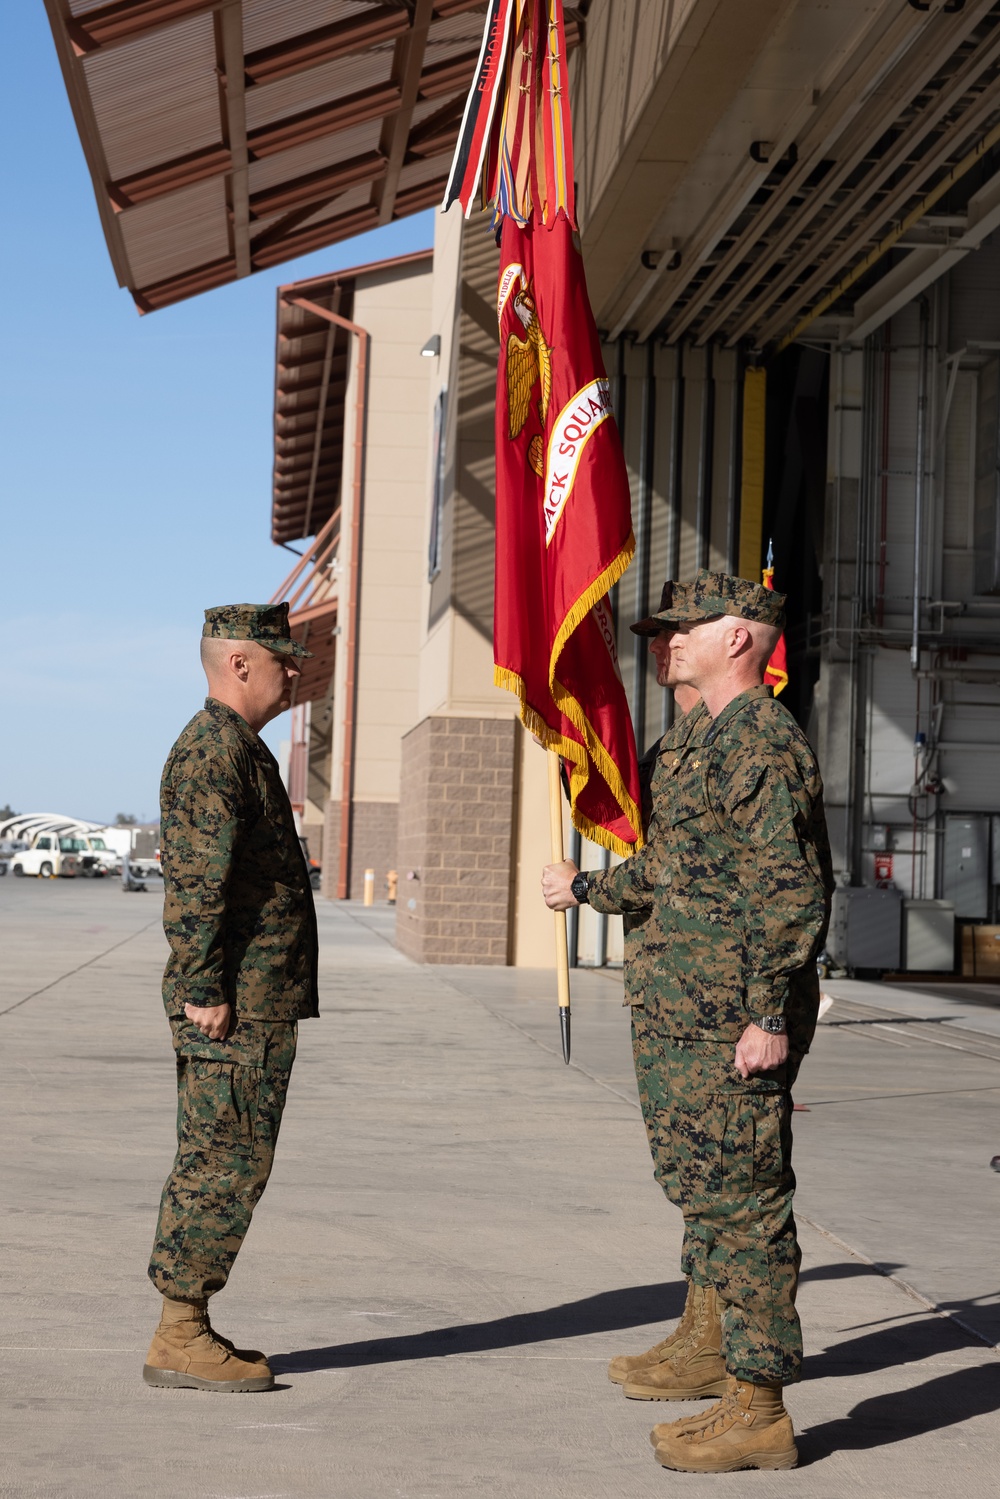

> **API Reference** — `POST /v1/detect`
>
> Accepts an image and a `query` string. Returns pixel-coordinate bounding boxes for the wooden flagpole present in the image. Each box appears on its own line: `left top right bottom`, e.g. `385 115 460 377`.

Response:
547 751 572 1063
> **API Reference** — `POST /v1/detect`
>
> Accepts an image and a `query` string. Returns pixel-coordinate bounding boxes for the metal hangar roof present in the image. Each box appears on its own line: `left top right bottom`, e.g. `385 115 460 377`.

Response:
43 2 582 312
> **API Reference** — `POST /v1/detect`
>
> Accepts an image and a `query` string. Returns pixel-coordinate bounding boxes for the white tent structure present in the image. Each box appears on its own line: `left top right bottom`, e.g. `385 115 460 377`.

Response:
0 814 133 859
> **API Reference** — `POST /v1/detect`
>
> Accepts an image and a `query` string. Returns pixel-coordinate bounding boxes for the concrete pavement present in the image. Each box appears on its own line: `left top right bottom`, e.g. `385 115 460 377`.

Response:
2 876 1000 1498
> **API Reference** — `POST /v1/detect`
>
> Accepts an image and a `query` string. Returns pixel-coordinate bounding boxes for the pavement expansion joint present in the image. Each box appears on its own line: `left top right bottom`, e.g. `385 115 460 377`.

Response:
821 997 1000 1063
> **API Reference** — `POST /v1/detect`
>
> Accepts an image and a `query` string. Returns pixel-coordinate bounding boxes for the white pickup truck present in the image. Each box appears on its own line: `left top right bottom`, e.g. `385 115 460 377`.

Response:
9 832 80 878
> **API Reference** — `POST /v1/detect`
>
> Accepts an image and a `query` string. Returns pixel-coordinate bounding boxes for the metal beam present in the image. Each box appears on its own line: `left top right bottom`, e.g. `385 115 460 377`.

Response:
416 49 481 100
250 152 386 220
373 0 435 227
406 94 466 158
277 368 349 399
136 255 237 312
110 144 232 208
244 6 411 87
65 0 215 54
761 88 1000 348
275 459 343 479
302 294 342 542
251 206 380 269
611 0 995 344
43 0 134 291
277 432 346 455
849 166 1000 341
778 113 1000 349
392 176 449 216
657 0 995 344
250 85 402 160
738 24 1000 345
218 2 250 279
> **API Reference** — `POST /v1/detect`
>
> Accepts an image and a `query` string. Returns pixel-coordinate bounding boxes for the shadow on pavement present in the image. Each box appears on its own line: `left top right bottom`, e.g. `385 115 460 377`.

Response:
272 1281 686 1373
806 1308 986 1383
800 1361 1000 1462
799 1260 903 1284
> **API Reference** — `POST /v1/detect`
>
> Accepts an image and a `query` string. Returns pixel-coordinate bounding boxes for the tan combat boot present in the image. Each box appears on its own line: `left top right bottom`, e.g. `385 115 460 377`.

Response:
623 1284 727 1400
143 1296 275 1393
607 1278 697 1385
648 1379 742 1446
653 1374 797 1472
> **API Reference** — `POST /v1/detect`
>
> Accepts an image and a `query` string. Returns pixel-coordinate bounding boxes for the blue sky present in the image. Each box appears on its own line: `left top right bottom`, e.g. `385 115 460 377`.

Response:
0 6 432 825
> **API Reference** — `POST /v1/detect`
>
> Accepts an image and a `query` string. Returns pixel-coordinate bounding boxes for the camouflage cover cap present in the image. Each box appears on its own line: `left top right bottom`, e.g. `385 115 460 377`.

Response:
202 602 313 657
658 570 786 628
630 580 689 636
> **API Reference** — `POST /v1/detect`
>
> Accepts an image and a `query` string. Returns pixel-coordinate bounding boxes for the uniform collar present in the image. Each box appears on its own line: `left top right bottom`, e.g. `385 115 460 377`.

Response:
658 698 707 753
703 684 773 743
204 696 261 748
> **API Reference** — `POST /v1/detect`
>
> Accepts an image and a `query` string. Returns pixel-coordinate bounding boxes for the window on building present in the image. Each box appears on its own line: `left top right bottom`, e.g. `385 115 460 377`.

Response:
428 387 447 581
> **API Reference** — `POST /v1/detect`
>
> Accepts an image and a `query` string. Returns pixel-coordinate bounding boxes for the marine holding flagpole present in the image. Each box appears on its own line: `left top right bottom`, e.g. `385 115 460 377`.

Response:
446 0 833 1475
544 572 834 1475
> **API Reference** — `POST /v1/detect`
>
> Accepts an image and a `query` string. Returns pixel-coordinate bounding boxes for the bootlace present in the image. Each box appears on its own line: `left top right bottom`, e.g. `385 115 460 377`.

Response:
183 1308 227 1351
684 1390 738 1441
683 1296 709 1344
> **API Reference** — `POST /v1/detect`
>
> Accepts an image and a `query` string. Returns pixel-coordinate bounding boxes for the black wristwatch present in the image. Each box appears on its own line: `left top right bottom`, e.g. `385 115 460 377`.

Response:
754 1015 787 1035
570 872 591 905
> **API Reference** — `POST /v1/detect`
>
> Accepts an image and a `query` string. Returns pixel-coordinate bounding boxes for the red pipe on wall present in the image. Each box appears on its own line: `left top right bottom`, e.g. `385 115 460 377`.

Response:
285 293 370 901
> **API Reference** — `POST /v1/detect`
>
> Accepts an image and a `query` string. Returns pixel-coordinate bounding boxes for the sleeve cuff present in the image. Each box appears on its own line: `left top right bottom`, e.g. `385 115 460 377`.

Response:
583 870 617 915
183 987 227 1009
746 978 790 1017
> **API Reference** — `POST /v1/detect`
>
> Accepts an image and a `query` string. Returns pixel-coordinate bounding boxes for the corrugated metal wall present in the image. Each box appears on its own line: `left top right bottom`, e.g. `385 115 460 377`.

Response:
572 339 742 966
822 248 1000 926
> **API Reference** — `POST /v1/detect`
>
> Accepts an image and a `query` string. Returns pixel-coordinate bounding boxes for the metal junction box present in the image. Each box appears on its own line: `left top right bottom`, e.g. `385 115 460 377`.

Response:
943 816 989 920
829 888 902 970
902 899 956 972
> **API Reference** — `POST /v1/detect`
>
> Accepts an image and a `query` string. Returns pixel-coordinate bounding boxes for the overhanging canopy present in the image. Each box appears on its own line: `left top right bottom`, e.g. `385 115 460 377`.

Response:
272 249 431 545
45 1 581 313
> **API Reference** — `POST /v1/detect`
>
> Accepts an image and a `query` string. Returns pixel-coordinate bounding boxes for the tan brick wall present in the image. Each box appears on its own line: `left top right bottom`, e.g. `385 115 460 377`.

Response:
348 801 399 901
321 798 344 901
396 716 517 963
320 799 399 901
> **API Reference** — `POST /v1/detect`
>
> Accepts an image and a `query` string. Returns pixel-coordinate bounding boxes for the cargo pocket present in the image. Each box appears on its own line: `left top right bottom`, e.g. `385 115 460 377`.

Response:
172 1017 268 1067
180 1057 260 1160
750 1094 788 1190
719 1095 755 1197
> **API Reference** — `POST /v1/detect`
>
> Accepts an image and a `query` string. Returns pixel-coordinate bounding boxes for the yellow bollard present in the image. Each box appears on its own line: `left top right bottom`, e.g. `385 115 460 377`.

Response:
363 868 375 906
386 869 398 905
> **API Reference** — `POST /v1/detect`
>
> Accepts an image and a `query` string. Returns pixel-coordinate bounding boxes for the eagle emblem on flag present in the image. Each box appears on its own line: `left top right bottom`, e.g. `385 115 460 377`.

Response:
505 279 552 477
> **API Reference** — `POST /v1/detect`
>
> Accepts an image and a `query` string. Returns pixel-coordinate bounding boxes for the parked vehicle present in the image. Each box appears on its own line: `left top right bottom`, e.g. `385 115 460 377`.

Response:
300 837 322 891
0 838 27 876
9 832 79 878
68 834 121 876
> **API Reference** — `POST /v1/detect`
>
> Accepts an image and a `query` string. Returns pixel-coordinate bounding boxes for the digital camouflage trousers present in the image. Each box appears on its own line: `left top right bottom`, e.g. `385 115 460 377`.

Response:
631 1006 804 1385
148 1018 297 1302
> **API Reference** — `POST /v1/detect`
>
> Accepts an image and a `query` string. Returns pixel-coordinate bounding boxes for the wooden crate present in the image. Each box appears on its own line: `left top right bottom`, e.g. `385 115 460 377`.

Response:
960 925 1000 977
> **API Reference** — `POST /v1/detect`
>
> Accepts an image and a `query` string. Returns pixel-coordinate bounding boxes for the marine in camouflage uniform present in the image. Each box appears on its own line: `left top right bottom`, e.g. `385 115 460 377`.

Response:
604 586 711 1389
571 572 832 1471
144 603 318 1394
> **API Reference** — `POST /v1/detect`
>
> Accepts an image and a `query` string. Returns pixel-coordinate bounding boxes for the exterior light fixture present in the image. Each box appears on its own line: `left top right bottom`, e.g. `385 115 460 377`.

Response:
421 334 441 357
